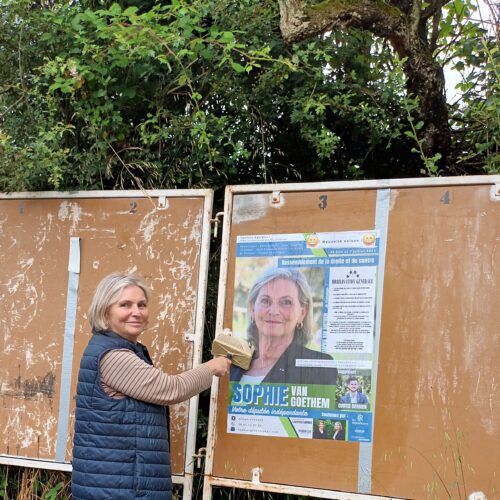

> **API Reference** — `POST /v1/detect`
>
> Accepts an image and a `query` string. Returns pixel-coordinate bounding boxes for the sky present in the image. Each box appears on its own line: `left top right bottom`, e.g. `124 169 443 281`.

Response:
444 0 497 103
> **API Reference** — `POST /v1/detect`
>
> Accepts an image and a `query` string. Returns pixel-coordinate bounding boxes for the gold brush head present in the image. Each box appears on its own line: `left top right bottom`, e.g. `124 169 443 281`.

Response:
211 333 255 370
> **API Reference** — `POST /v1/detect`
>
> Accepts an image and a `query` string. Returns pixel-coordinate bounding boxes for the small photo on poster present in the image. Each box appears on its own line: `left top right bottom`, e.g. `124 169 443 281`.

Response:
312 418 329 439
311 418 347 440
336 374 371 410
331 419 347 441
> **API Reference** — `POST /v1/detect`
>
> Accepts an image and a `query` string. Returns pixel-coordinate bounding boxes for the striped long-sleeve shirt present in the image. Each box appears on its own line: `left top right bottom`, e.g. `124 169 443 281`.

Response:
100 349 214 405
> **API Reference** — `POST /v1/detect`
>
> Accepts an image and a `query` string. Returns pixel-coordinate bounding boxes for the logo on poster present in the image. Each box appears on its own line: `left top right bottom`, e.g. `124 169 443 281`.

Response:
305 234 320 247
362 233 376 246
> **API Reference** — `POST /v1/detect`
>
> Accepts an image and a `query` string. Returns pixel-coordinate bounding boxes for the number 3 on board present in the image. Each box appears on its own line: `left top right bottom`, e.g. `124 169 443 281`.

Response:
318 195 328 210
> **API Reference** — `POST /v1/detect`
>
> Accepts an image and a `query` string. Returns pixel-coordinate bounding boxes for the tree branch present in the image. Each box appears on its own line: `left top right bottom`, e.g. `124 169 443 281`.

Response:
278 0 405 45
422 0 453 21
430 10 442 52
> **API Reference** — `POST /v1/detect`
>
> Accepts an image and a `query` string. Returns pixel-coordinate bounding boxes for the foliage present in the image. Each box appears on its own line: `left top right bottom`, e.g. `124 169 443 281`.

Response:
403 98 443 176
279 0 499 175
1 0 282 191
3 0 489 196
440 0 500 173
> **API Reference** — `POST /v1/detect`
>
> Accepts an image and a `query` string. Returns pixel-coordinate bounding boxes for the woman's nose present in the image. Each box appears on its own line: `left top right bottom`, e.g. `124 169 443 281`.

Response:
269 302 279 313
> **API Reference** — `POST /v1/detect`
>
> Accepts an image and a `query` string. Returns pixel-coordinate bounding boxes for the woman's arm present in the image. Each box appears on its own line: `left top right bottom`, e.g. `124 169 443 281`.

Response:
100 349 229 405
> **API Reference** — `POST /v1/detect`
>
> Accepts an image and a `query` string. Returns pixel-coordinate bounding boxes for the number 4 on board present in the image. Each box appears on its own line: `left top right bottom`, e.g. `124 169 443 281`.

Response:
440 191 451 205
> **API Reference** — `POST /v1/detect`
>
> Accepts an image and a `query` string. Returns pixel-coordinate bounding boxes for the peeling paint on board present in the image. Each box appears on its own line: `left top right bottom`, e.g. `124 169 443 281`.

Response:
389 189 399 211
34 214 54 251
189 217 201 242
138 211 161 244
232 194 269 224
2 405 58 456
58 201 84 233
170 402 189 435
6 261 34 294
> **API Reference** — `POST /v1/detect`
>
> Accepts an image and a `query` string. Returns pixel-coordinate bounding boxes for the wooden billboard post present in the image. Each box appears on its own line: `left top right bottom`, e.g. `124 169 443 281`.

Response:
0 190 213 500
203 176 499 500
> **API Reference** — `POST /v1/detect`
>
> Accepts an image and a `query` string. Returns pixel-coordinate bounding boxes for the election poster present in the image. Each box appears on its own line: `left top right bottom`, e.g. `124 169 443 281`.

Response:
227 231 379 442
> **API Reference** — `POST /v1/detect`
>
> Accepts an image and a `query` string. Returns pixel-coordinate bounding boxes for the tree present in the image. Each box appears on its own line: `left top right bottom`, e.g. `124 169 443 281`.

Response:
278 0 458 163
0 0 497 194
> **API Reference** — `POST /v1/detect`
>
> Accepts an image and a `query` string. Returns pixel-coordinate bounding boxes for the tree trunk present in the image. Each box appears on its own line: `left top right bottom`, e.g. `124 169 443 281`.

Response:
278 0 451 160
402 37 450 156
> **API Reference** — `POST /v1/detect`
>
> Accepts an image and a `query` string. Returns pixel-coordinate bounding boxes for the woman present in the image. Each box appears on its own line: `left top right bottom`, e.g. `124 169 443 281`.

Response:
230 267 336 385
332 421 345 441
312 419 328 439
71 273 231 500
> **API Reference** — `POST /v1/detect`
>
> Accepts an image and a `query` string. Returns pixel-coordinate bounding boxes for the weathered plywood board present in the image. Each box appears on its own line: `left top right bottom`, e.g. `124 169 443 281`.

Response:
373 184 499 497
207 178 499 499
0 191 211 479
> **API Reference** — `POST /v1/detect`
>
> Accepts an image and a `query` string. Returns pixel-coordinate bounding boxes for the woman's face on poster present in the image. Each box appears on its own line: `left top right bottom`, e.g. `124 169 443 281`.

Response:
252 278 306 342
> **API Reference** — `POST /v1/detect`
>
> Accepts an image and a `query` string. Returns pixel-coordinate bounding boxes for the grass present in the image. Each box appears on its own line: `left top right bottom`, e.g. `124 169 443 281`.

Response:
0 466 70 500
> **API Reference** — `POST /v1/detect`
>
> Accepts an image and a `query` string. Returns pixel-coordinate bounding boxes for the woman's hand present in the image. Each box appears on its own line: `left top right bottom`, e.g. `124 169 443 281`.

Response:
206 356 232 377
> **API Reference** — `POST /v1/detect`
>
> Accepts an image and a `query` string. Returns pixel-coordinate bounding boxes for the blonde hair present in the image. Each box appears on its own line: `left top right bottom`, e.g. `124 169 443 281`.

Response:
246 267 313 348
88 272 151 332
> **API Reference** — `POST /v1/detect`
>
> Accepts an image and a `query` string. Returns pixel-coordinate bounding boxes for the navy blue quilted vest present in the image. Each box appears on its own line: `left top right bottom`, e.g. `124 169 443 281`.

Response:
71 331 172 500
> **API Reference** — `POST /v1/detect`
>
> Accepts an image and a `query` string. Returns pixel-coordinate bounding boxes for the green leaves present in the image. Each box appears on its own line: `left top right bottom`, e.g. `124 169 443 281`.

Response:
438 0 500 173
231 62 247 73
219 31 236 43
0 0 290 190
1 0 496 193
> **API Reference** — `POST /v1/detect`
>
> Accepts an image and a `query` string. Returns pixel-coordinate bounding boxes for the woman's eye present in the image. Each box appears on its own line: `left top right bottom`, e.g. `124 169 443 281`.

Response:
260 297 271 306
280 298 293 306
